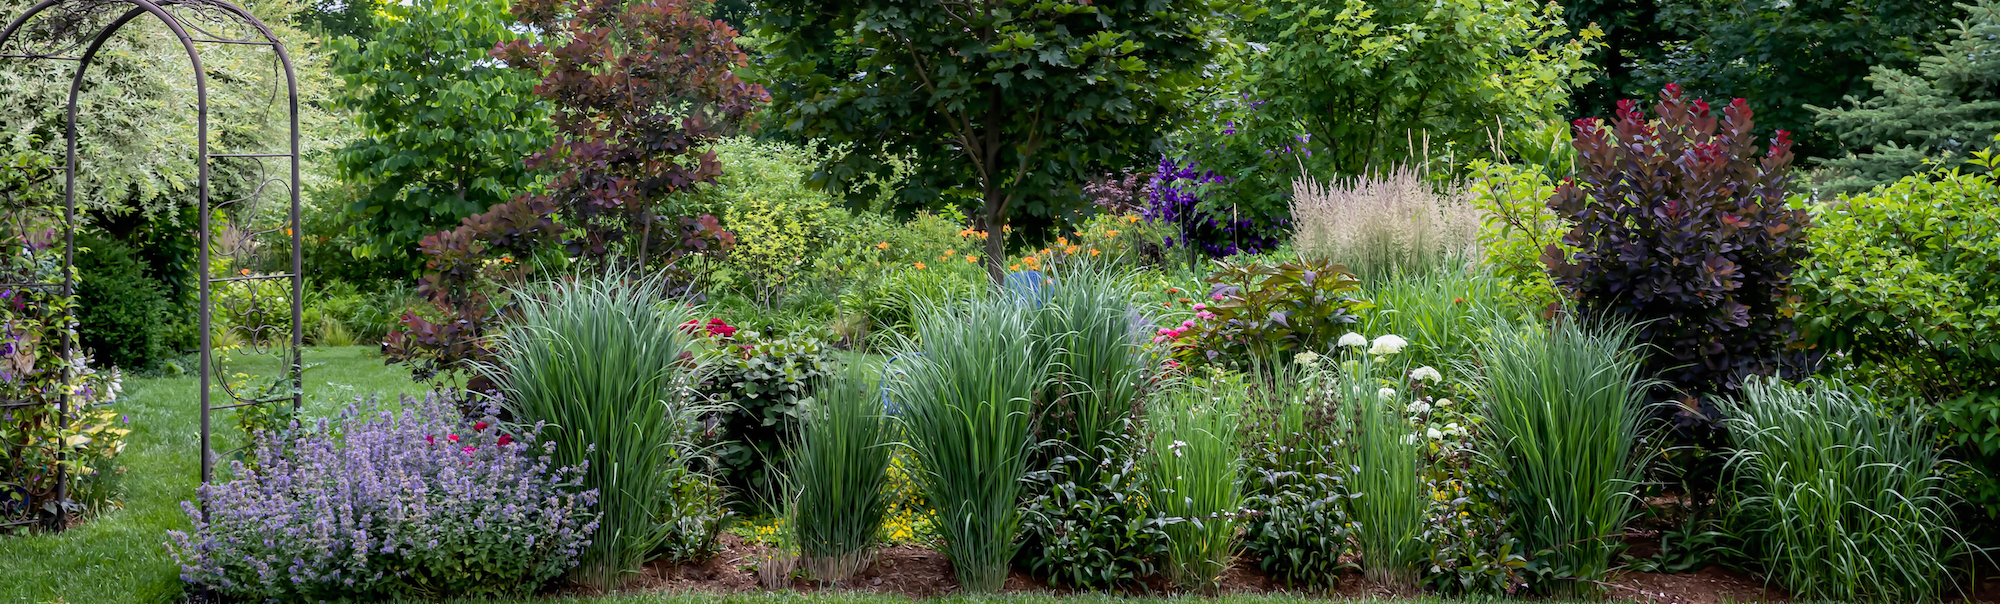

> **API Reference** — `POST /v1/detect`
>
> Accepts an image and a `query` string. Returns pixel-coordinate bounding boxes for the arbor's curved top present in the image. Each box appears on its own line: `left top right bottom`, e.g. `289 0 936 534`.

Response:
1 0 286 61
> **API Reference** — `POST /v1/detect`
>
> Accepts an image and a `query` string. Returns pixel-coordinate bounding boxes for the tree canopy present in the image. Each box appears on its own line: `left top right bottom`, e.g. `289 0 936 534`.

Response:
752 0 1218 282
330 0 551 276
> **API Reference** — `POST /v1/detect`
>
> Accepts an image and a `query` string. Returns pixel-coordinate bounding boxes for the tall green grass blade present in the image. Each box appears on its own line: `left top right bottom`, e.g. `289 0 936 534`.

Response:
1471 317 1650 597
1719 377 1969 602
1146 378 1246 592
893 295 1049 592
1032 262 1151 468
1332 352 1427 587
484 272 711 589
788 367 894 583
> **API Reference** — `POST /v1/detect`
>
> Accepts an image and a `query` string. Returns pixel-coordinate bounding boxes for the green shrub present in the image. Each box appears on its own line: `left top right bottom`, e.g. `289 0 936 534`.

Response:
75 233 169 370
787 368 893 583
1794 160 2000 526
484 273 713 588
693 326 835 507
1017 436 1171 590
654 460 731 564
1718 378 1969 602
1145 377 1247 592
1548 86 1814 409
894 295 1049 592
1473 317 1651 596
687 138 844 307
1465 159 1570 311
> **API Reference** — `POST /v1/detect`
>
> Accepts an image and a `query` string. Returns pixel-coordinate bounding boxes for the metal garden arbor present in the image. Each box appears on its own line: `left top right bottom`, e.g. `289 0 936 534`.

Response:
0 0 302 529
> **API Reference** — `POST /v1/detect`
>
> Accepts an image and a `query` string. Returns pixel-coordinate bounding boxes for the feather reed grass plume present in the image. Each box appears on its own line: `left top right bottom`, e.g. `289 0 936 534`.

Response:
1292 166 1480 282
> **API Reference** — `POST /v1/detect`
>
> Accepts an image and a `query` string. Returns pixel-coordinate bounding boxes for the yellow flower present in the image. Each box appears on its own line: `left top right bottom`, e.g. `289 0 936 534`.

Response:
914 262 927 270
1057 237 1070 246
1125 215 1140 223
1106 230 1119 237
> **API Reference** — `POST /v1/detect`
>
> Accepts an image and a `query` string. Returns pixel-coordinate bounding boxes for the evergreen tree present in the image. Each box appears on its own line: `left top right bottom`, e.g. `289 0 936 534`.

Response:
1812 0 2000 193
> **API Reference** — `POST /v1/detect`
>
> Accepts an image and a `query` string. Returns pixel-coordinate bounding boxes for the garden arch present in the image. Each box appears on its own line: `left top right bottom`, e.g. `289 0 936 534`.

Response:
0 0 302 529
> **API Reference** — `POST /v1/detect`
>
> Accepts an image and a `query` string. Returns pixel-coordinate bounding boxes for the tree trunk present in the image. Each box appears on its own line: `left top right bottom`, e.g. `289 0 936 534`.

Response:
981 195 1007 285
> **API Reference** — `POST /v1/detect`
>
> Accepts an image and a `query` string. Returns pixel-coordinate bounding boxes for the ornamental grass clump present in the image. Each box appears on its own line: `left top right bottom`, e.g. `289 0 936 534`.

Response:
1719 377 1969 602
1032 262 1152 466
1291 166 1480 284
1331 343 1427 587
1472 317 1650 596
167 397 596 602
895 295 1049 592
1145 379 1247 592
788 368 894 583
486 273 710 588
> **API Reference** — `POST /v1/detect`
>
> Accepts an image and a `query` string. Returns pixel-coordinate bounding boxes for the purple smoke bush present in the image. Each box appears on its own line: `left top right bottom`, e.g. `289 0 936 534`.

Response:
167 396 597 601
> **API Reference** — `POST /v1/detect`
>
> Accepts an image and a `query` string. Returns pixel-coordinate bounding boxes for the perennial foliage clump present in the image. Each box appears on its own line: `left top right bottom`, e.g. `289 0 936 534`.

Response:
896 295 1049 592
487 273 710 588
1719 378 1969 602
168 397 596 602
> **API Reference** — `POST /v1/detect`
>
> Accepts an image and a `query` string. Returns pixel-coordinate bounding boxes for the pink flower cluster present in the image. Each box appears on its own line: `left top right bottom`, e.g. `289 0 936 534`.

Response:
679 317 737 338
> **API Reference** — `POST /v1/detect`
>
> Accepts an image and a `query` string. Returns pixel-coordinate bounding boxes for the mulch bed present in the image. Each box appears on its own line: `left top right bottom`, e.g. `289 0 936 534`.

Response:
558 533 1820 602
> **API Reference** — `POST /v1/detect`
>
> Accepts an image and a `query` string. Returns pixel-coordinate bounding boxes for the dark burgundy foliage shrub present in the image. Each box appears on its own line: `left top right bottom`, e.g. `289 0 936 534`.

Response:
1545 85 1816 420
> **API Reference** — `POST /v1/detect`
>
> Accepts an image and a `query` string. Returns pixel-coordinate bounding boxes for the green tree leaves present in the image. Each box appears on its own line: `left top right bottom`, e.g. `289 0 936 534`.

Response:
330 0 550 276
752 0 1217 282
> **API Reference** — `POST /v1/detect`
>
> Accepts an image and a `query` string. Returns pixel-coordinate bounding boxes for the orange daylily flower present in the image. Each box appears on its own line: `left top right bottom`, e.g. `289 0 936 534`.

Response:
1089 248 1101 257
914 262 927 270
965 255 979 263
876 242 890 250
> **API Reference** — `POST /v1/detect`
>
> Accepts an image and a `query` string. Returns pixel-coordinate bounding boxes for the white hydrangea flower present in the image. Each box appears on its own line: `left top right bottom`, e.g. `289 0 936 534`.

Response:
1369 334 1408 356
1409 366 1442 383
1338 332 1368 348
1294 351 1321 366
1407 400 1431 414
1426 427 1445 440
1378 387 1397 400
1435 398 1455 407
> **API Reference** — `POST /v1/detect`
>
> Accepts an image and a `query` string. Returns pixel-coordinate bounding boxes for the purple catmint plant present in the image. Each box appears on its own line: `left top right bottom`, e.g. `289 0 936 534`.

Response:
168 395 598 601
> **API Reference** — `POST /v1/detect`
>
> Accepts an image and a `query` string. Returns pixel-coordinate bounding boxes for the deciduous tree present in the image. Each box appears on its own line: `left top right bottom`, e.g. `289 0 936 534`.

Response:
752 0 1216 283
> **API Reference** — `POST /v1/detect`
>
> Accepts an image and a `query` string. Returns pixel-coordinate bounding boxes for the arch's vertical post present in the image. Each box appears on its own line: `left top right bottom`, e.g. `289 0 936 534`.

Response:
54 4 154 533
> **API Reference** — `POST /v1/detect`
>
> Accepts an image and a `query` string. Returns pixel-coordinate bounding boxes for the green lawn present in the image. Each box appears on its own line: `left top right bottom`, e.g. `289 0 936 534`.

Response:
0 346 429 604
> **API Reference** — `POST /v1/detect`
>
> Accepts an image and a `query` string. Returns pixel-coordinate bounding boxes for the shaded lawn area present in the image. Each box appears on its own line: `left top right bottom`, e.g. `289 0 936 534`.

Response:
0 346 428 604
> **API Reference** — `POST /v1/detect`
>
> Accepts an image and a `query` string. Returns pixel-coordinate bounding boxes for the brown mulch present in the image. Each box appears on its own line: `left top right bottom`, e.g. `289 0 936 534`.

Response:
556 533 1816 602
1605 567 1784 604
